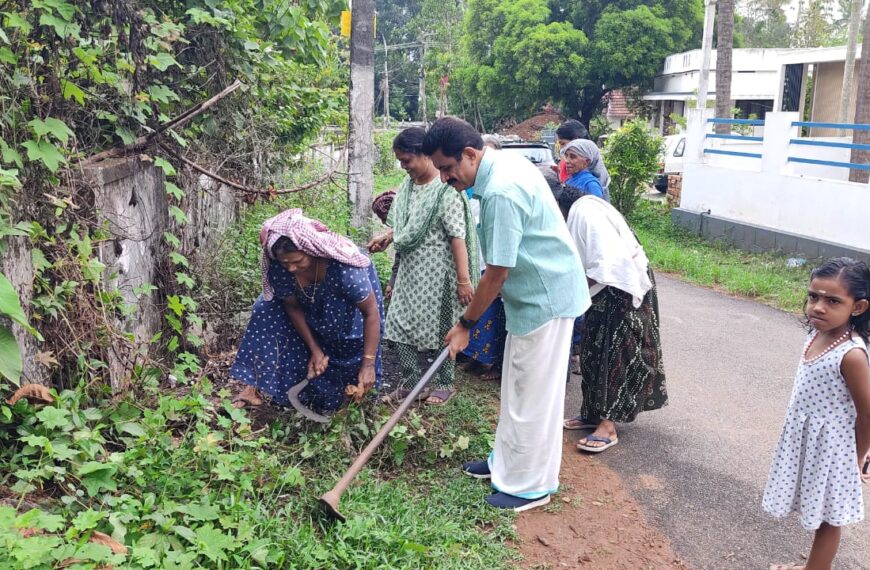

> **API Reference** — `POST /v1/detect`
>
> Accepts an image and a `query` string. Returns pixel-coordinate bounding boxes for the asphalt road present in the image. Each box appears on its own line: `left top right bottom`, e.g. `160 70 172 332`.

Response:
564 274 870 569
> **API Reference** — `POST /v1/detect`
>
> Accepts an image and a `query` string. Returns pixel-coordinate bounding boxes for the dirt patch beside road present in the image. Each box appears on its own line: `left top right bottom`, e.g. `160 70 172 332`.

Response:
514 431 687 569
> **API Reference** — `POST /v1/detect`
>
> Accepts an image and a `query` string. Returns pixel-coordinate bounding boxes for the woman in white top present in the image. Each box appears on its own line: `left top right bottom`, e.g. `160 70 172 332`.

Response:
558 188 668 453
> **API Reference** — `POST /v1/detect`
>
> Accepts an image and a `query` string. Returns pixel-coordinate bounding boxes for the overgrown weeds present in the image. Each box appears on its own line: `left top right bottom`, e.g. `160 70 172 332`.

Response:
1 374 515 569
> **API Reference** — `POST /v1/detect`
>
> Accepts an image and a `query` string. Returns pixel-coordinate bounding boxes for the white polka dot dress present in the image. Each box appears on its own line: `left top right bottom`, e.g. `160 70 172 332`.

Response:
762 332 868 530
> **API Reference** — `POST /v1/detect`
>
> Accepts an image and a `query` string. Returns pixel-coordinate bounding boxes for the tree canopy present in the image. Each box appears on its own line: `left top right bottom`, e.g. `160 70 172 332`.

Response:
454 0 703 127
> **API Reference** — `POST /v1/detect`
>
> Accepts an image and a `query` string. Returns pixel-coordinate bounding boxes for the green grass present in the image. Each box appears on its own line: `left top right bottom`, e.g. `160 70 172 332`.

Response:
1 377 516 569
629 201 810 313
374 169 405 196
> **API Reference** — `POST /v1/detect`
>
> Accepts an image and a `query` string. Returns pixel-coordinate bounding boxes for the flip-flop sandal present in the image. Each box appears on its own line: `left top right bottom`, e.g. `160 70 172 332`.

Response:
769 565 805 570
563 416 599 430
576 434 618 453
425 388 456 406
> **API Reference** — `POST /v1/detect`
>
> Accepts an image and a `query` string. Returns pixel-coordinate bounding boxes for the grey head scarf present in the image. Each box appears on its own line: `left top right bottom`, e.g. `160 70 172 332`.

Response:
560 138 610 190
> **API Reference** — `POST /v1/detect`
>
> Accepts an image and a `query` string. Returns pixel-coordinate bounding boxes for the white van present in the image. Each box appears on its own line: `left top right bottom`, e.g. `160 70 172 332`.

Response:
653 134 685 193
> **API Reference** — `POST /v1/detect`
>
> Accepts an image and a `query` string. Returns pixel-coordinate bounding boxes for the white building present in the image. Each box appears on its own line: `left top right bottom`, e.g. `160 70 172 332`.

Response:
645 46 864 135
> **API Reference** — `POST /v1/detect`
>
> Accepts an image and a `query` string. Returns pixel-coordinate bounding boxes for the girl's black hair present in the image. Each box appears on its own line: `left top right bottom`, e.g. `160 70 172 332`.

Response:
809 257 870 342
556 120 589 141
556 185 589 220
393 127 427 155
271 236 298 258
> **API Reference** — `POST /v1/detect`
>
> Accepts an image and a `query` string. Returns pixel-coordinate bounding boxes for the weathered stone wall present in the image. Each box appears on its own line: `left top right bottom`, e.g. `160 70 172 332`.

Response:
1 155 241 391
175 171 239 256
0 236 45 384
84 157 170 390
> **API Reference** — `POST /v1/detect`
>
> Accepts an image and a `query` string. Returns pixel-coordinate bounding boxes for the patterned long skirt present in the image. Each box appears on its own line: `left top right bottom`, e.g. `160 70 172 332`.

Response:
579 270 668 423
461 296 507 368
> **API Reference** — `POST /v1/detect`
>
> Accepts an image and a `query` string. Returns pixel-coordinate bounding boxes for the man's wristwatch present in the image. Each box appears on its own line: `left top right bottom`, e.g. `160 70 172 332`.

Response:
458 315 478 329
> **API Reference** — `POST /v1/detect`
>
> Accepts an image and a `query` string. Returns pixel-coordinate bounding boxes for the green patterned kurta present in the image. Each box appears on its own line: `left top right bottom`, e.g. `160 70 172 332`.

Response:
385 176 476 350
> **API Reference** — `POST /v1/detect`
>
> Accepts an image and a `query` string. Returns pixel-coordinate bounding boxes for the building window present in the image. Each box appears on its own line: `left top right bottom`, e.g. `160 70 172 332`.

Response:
733 99 774 119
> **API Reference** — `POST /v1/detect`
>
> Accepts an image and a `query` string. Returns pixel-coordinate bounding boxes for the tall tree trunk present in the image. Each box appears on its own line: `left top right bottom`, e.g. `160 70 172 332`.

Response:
837 0 861 128
849 12 870 183
348 0 376 229
714 0 734 135
578 89 607 129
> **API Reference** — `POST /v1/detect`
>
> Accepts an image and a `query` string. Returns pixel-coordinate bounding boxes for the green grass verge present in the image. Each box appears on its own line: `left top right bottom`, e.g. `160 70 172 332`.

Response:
629 201 810 313
374 169 405 196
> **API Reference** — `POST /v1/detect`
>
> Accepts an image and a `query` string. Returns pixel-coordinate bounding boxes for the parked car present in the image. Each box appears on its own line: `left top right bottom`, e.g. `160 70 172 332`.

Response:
500 141 556 167
653 134 685 193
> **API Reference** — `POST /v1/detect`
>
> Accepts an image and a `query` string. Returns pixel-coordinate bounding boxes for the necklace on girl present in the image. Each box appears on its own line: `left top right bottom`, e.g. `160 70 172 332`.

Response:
295 262 321 303
802 328 852 363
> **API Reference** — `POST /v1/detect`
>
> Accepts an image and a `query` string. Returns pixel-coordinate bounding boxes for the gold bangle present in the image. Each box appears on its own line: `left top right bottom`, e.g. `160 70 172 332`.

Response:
457 280 471 286
363 354 376 360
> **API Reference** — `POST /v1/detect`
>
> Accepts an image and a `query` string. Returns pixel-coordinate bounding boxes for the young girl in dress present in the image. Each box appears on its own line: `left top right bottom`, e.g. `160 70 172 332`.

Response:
764 257 870 570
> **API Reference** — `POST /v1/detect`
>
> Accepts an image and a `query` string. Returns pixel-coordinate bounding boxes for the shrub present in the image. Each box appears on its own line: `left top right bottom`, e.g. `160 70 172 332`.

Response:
603 120 663 218
374 130 400 175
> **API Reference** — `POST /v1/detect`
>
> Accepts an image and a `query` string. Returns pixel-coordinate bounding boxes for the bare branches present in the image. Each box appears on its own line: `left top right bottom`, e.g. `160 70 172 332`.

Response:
159 142 346 197
79 80 245 166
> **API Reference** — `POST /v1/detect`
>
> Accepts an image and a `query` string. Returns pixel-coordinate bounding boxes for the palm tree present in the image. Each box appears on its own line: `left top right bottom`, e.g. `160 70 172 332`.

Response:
850 7 870 183
715 0 734 135
837 0 862 128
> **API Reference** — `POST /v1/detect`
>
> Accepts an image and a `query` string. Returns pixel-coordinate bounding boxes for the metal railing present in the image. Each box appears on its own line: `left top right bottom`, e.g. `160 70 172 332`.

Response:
704 118 764 159
788 121 870 172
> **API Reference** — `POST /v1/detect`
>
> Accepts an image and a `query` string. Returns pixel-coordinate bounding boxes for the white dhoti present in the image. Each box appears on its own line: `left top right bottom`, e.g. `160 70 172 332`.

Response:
488 317 574 499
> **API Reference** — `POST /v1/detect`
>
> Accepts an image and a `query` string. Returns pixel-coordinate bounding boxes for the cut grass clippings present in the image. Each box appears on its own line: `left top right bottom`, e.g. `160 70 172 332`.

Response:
630 201 810 313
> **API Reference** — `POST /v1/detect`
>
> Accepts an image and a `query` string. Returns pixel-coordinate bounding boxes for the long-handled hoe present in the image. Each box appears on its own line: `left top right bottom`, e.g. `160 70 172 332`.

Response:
318 348 450 522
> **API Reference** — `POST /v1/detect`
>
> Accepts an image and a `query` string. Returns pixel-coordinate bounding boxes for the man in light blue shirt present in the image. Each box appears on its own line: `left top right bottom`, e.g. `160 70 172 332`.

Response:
423 117 590 512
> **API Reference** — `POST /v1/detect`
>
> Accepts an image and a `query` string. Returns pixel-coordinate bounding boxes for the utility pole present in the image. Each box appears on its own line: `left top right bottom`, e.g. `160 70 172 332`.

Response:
348 0 375 230
382 34 390 128
697 0 717 113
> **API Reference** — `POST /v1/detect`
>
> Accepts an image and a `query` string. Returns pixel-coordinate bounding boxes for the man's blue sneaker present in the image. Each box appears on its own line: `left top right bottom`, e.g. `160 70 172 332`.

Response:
485 492 551 512
461 460 491 479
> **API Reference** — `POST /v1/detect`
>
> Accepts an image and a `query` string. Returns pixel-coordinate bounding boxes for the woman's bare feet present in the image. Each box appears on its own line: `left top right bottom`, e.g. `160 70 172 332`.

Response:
232 386 263 409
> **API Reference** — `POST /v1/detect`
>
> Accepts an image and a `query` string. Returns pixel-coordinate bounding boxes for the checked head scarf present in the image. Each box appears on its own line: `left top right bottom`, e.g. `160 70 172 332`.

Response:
259 208 370 300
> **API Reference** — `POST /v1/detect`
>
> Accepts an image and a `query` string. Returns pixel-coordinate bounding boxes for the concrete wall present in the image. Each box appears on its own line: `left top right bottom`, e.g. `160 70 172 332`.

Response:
680 110 870 254
84 157 170 391
0 236 46 384
176 172 239 255
810 60 860 136
0 155 243 391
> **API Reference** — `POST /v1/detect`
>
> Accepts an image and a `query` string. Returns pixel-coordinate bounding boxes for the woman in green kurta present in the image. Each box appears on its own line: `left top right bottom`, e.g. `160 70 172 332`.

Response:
368 127 479 405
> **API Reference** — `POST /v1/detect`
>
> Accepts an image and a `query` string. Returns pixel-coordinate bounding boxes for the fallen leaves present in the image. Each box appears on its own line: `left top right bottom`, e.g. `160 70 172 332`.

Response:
6 383 54 405
88 531 128 555
344 383 366 403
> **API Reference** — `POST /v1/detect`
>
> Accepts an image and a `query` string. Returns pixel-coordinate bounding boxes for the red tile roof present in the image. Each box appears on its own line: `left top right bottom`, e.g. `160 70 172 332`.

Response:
606 90 634 119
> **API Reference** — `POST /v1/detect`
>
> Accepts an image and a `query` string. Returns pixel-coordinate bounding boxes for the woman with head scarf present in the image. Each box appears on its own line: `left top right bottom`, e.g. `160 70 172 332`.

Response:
368 127 480 405
555 120 590 183
230 209 385 414
560 139 611 203
556 192 668 453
